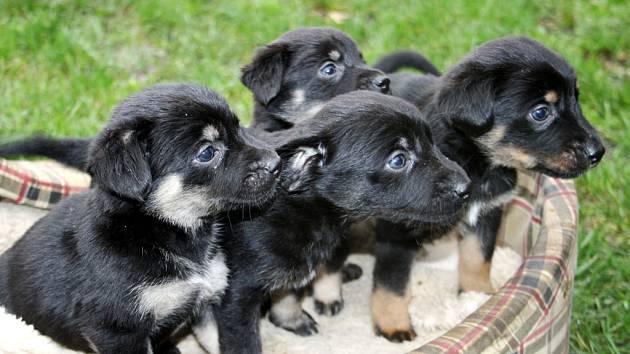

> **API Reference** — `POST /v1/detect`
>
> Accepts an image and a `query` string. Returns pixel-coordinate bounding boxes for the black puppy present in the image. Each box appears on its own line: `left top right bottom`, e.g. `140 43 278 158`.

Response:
0 27 389 168
0 84 281 353
214 91 470 354
366 36 605 342
242 27 390 131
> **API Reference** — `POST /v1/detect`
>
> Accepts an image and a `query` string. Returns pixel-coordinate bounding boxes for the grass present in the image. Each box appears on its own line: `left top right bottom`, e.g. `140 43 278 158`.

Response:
0 0 628 352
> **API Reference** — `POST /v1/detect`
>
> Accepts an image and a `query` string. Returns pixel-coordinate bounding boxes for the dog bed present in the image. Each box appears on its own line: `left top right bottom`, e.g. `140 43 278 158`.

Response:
0 159 577 353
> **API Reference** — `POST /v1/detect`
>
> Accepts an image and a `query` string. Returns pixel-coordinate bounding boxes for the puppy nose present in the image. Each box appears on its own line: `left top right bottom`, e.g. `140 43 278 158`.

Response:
584 143 605 166
372 76 390 93
262 154 281 174
250 151 281 174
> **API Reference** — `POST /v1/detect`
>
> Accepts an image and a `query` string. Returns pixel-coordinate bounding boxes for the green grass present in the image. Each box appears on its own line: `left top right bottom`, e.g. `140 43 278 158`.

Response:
0 0 628 352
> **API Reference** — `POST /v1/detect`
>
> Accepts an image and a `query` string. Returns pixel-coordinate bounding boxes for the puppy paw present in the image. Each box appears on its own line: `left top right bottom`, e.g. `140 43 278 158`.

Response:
341 262 363 283
269 309 319 336
314 299 344 316
375 325 417 343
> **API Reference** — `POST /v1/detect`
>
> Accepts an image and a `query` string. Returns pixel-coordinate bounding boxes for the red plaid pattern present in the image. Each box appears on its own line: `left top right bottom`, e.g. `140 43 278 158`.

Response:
0 158 90 209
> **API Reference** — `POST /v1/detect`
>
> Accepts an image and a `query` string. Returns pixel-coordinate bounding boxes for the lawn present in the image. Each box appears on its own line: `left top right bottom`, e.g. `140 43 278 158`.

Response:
0 0 628 352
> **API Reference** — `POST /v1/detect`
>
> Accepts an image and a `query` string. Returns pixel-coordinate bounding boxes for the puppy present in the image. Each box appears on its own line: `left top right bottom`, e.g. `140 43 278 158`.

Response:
366 36 605 342
0 84 281 353
0 27 389 169
214 91 471 354
242 26 390 131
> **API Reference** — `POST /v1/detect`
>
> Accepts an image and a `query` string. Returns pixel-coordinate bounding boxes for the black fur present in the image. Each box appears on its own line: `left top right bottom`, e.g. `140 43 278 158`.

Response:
0 84 280 353
370 36 605 341
214 91 470 354
0 136 90 169
244 27 390 131
373 50 441 76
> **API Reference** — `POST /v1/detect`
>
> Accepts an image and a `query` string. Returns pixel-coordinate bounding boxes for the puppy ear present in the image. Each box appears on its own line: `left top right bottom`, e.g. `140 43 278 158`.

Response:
436 70 495 134
279 140 326 193
241 43 290 106
87 120 152 202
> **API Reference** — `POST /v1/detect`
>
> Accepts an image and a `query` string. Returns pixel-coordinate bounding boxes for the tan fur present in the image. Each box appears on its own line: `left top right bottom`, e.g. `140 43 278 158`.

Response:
371 286 414 337
491 146 537 170
545 90 558 103
477 125 506 147
458 232 495 293
544 150 577 174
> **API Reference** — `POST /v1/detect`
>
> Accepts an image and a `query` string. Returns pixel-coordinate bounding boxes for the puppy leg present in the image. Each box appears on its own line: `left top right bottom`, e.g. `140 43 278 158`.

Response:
458 207 502 293
269 289 318 336
82 326 153 354
313 240 350 316
215 283 264 354
371 220 419 342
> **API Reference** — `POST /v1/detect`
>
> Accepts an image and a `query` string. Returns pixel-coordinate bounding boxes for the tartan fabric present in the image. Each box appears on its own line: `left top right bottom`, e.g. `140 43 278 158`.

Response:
411 171 578 354
0 158 91 209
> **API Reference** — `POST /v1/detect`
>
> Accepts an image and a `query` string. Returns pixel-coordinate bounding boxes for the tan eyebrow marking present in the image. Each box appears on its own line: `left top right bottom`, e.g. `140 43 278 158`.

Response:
329 50 341 61
203 125 219 141
544 90 558 103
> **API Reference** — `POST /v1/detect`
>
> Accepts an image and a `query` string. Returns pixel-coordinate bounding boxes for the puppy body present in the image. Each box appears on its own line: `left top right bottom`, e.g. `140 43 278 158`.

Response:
214 92 470 354
0 84 280 353
369 36 605 341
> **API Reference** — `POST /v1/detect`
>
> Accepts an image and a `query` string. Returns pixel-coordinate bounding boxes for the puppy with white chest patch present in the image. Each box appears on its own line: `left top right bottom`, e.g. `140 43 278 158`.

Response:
365 36 606 342
242 27 391 132
214 91 470 354
0 84 281 353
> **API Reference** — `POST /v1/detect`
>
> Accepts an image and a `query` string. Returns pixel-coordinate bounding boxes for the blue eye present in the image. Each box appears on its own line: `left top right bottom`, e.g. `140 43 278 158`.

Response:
530 105 550 122
388 153 407 170
196 146 215 162
320 63 337 76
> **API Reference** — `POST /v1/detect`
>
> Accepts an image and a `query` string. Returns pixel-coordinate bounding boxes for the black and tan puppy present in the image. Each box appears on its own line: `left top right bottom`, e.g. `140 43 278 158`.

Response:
0 84 281 353
214 91 470 354
366 36 605 342
243 27 390 131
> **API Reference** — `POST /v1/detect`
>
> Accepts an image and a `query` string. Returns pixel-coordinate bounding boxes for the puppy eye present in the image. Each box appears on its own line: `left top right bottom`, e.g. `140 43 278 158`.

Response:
195 146 215 162
530 105 550 122
387 153 407 170
320 62 337 77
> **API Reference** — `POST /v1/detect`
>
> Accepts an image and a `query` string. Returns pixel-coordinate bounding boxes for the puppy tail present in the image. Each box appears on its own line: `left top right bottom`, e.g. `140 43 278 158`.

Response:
373 51 441 76
0 136 91 171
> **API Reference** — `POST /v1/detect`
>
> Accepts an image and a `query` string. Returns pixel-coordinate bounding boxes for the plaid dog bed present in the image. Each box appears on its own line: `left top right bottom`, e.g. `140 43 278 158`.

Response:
0 159 577 353
412 172 577 353
0 158 90 209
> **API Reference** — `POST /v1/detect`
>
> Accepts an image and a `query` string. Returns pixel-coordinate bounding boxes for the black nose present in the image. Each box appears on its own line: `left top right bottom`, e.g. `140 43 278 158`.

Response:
454 181 471 199
372 76 390 93
584 143 605 166
250 152 281 175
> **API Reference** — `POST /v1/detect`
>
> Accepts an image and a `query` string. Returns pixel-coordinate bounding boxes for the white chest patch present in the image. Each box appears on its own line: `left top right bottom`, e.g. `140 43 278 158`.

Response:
135 252 229 321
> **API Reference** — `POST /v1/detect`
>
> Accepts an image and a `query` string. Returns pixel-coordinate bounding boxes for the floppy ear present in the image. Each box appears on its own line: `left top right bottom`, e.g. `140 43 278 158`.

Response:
436 70 495 135
87 120 152 202
241 43 289 106
278 140 326 193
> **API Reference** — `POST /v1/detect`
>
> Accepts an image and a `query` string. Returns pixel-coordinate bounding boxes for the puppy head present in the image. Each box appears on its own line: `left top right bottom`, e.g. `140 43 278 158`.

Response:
437 36 605 178
87 84 280 229
242 27 390 126
280 91 471 224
